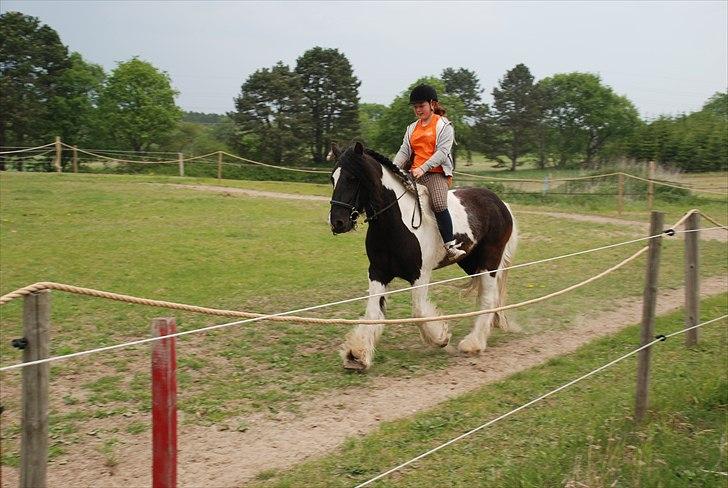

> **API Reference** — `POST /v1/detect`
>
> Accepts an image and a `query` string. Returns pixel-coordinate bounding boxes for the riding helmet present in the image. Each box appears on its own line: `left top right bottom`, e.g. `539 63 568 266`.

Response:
409 84 438 104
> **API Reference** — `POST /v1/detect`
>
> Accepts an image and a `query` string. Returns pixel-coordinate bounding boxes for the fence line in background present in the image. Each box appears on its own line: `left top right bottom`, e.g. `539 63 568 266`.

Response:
2 140 726 196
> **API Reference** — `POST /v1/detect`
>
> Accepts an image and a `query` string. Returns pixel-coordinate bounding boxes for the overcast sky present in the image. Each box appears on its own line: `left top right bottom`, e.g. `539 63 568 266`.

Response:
3 1 727 119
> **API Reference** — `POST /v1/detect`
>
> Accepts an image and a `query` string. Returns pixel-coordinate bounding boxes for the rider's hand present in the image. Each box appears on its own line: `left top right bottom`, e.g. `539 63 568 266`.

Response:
411 167 425 179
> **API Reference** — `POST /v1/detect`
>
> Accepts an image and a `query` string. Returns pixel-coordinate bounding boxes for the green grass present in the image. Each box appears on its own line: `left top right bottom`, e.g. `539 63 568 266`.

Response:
0 171 725 467
250 295 728 487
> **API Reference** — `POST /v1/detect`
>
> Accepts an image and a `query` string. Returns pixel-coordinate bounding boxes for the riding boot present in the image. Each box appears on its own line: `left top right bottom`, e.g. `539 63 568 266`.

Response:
434 209 465 259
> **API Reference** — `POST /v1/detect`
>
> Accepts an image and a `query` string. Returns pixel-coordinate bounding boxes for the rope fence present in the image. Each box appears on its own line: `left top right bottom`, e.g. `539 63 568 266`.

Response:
1 140 725 196
1 209 724 373
355 314 728 487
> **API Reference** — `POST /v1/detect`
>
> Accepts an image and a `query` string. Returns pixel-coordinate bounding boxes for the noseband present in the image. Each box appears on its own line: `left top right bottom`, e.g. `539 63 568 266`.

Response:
330 182 362 223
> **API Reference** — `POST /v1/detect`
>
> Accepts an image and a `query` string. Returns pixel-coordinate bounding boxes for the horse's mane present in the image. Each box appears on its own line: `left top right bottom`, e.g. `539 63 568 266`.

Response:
363 148 411 184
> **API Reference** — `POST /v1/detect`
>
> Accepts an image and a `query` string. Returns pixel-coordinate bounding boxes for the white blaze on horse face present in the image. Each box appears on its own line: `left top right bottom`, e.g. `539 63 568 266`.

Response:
331 167 341 188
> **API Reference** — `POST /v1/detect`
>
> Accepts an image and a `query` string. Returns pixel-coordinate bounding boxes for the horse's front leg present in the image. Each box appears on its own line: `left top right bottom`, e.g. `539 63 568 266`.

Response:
412 275 451 348
341 280 388 371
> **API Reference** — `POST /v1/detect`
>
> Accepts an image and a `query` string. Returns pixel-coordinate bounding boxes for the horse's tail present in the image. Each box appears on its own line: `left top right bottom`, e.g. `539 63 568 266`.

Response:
492 203 518 331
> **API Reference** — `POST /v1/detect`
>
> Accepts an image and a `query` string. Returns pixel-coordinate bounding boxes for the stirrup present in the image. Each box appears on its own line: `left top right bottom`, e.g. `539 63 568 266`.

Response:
444 240 465 259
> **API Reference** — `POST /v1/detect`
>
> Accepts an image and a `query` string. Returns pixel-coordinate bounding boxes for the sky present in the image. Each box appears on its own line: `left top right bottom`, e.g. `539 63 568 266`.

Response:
3 0 727 119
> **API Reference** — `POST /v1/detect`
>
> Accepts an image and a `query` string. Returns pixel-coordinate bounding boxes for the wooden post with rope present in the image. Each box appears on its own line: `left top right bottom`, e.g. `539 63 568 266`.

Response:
178 153 184 178
635 211 664 423
151 317 177 488
684 212 700 346
217 151 222 181
617 173 624 216
53 136 62 174
72 145 78 174
20 291 51 488
647 161 655 210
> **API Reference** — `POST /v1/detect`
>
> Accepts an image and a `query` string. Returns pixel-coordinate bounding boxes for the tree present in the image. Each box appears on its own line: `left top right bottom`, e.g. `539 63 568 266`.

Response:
539 72 639 168
96 57 181 152
485 64 540 171
229 62 308 164
50 52 105 147
441 67 486 163
0 11 70 155
295 47 360 163
358 103 387 150
375 77 466 157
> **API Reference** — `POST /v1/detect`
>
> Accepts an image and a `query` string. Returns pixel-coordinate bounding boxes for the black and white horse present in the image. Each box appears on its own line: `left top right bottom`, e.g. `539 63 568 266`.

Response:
329 142 518 370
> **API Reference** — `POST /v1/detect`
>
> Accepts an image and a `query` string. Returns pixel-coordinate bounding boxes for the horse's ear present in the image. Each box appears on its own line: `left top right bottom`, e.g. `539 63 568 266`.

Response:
330 142 341 162
354 141 364 155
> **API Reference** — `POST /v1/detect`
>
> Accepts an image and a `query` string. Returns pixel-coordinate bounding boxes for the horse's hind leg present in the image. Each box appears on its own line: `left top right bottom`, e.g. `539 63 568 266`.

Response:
412 275 451 348
458 273 497 355
341 280 387 371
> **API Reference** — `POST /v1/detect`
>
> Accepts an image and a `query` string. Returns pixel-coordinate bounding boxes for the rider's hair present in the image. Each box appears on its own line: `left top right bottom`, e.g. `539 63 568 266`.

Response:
431 100 447 116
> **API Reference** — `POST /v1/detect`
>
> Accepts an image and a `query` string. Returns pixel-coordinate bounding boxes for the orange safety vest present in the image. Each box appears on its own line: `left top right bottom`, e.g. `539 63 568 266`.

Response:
409 114 444 174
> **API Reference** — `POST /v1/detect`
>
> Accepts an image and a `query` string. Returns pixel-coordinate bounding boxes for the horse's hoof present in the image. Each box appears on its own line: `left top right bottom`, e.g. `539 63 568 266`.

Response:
457 337 484 356
342 351 369 371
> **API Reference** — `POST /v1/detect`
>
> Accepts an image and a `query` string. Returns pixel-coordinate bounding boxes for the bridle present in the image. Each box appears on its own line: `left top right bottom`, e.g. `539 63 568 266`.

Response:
329 180 363 224
330 172 422 229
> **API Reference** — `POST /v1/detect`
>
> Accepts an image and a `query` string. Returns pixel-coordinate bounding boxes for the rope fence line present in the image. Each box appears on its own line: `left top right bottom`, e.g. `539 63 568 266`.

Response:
0 246 651 373
4 142 724 196
2 210 722 372
219 151 330 174
454 169 728 196
0 143 55 155
354 314 728 487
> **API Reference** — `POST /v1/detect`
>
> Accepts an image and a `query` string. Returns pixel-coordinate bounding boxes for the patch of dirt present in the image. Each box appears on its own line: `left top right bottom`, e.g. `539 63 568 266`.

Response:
164 184 726 242
3 276 725 488
164 184 329 202
517 209 727 242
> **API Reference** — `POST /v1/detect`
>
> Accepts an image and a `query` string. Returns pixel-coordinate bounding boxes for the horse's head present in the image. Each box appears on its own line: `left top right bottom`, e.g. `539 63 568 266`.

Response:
329 141 373 234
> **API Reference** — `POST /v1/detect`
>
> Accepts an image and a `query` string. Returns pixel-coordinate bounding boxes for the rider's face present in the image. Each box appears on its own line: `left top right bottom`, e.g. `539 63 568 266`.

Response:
412 101 432 120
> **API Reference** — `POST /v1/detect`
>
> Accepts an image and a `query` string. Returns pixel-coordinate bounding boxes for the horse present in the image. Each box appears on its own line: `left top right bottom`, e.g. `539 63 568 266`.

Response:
329 142 518 371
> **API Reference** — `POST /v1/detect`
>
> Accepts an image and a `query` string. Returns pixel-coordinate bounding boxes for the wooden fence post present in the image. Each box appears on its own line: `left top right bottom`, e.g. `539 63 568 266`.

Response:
72 145 78 174
53 137 62 174
618 173 624 216
635 211 664 423
647 161 655 211
20 291 51 488
151 317 177 488
177 153 184 178
217 151 222 181
684 212 700 346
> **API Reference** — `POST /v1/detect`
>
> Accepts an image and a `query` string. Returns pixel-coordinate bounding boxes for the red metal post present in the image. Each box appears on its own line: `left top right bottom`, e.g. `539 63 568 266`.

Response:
151 318 177 488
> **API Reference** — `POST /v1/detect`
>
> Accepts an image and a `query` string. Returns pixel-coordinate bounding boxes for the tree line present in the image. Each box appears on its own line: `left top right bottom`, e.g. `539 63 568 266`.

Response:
1 11 725 172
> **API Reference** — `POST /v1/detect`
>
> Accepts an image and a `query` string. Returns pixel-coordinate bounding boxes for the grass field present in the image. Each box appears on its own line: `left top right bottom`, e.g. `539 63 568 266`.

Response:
250 295 727 487
0 171 726 470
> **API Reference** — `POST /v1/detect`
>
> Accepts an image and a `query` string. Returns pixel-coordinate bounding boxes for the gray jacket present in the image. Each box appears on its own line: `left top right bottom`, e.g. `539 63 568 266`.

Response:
392 115 454 176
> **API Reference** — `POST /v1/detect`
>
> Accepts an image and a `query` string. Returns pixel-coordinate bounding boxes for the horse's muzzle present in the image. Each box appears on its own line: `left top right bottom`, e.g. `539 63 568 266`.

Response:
331 218 354 235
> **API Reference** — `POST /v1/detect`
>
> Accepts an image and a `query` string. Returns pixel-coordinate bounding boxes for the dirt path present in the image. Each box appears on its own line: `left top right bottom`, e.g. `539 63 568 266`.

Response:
167 184 726 242
5 276 725 488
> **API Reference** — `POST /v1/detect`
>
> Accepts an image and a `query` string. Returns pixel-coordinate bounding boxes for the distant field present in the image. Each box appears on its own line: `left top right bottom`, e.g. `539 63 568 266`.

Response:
0 171 726 470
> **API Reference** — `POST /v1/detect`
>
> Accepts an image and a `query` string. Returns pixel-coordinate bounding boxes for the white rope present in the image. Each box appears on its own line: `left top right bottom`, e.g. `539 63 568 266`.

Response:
355 314 728 487
621 173 728 196
0 214 711 372
220 151 330 174
0 143 55 155
0 150 53 161
454 171 621 183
